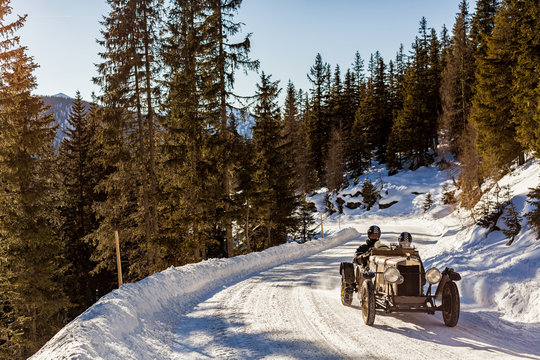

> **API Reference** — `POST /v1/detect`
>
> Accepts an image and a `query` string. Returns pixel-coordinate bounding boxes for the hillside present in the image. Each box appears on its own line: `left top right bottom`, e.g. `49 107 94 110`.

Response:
40 94 256 147
32 160 540 359
41 93 89 147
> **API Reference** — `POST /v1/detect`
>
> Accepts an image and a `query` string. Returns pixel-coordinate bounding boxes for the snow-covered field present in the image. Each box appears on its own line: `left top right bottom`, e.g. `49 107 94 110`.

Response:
32 160 540 359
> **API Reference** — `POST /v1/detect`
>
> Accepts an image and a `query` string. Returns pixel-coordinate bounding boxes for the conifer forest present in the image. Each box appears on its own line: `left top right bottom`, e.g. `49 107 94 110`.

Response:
0 0 539 357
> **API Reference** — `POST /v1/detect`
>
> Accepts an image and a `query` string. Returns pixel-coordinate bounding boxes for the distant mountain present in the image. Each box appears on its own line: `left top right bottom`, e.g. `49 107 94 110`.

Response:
41 94 89 147
40 94 256 147
229 106 255 139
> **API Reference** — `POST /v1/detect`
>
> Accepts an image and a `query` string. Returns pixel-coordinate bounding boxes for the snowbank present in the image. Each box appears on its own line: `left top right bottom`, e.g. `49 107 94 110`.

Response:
33 158 540 359
426 160 540 324
31 228 359 359
312 159 540 325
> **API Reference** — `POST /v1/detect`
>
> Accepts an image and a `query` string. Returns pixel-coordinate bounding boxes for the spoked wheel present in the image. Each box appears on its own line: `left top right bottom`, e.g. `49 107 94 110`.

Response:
340 276 353 306
360 279 375 326
442 281 460 327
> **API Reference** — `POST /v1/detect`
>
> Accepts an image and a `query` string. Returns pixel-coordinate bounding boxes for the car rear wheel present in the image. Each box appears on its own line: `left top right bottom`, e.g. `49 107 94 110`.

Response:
442 281 460 327
340 276 353 306
360 279 375 326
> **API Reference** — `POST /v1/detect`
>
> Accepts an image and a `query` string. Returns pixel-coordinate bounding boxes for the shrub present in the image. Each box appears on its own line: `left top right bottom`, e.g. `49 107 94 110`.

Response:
525 185 540 240
423 193 433 213
503 202 522 245
361 180 379 211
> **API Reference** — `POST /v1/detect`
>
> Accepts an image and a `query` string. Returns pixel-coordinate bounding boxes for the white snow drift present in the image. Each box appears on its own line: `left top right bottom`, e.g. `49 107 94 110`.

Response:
32 159 540 359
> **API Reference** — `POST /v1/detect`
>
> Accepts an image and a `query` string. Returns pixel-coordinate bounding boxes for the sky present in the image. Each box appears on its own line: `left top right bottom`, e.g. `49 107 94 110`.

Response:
10 0 463 105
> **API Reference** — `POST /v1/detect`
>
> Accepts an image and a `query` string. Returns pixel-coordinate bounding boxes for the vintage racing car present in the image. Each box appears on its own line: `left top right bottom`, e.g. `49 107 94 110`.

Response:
339 241 461 327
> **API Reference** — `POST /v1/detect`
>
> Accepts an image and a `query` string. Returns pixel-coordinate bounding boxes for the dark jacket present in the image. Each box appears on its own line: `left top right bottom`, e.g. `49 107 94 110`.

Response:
353 238 377 266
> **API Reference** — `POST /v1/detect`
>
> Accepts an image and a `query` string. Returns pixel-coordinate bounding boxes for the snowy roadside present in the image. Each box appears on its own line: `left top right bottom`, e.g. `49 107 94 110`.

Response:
32 159 540 359
31 228 359 359
314 159 540 326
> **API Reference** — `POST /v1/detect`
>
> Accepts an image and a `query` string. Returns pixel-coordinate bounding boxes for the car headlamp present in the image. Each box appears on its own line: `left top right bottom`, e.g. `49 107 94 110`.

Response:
383 266 401 283
426 267 442 284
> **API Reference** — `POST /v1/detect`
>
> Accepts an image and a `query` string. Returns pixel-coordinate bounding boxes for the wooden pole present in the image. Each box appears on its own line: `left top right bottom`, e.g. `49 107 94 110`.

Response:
115 230 123 287
320 211 324 238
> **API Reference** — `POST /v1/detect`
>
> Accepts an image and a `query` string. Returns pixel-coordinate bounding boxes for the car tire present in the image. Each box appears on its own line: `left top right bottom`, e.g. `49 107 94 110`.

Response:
361 279 375 326
442 281 460 327
340 276 353 306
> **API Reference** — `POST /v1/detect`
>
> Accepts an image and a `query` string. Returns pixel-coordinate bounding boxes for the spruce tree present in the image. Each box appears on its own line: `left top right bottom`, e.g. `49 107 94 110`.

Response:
503 202 522 244
510 0 540 154
350 85 376 174
470 0 523 172
371 52 392 162
440 0 475 154
0 2 69 356
92 0 165 280
283 81 317 194
387 18 439 170
307 53 330 180
160 0 224 263
325 127 346 192
471 0 499 58
251 72 298 249
200 0 259 257
525 185 540 240
58 93 113 315
294 195 318 243
361 180 379 210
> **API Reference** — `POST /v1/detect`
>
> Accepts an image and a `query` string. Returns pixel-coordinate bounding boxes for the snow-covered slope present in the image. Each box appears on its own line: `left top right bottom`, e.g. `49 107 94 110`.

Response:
32 160 540 359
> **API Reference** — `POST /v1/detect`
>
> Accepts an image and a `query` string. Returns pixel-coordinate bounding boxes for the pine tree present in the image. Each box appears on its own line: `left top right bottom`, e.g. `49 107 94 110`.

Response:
458 123 484 209
361 180 379 211
325 127 346 192
471 0 499 58
0 2 69 356
328 65 345 132
341 69 357 137
503 201 522 244
92 0 165 280
251 72 298 249
307 53 330 180
350 85 376 175
423 193 434 213
160 0 225 263
58 93 114 315
525 185 540 240
200 0 259 257
294 195 318 243
510 0 540 154
470 0 523 172
387 18 439 170
352 51 366 98
440 0 475 154
282 81 317 194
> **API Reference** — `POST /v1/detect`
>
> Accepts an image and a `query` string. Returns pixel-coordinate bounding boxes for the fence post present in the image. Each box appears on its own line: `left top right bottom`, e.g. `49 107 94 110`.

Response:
115 230 123 287
320 211 324 238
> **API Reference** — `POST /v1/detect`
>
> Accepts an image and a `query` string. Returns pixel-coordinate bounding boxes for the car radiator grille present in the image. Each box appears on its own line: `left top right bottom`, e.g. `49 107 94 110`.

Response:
397 265 421 296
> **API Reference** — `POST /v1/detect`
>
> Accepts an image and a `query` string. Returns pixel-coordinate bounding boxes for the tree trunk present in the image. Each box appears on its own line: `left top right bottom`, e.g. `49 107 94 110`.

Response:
216 3 234 257
142 6 158 233
245 200 250 252
133 62 153 271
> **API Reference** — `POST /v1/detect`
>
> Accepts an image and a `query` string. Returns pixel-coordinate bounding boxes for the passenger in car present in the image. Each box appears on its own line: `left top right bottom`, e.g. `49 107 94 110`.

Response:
397 232 413 249
396 232 426 286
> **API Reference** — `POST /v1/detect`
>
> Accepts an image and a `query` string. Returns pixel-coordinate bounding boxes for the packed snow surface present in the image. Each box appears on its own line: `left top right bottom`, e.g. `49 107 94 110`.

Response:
33 160 540 359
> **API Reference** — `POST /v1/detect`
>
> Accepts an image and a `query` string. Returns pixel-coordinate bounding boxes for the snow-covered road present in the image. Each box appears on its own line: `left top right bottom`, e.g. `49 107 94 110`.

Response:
32 162 540 359
138 223 539 360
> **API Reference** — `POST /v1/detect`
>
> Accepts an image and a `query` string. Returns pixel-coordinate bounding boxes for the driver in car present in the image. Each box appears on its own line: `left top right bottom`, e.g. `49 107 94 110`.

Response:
353 225 381 267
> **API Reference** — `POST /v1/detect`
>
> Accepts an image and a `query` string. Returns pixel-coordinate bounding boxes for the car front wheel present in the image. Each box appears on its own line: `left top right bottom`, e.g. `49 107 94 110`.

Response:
442 281 460 327
360 279 375 326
